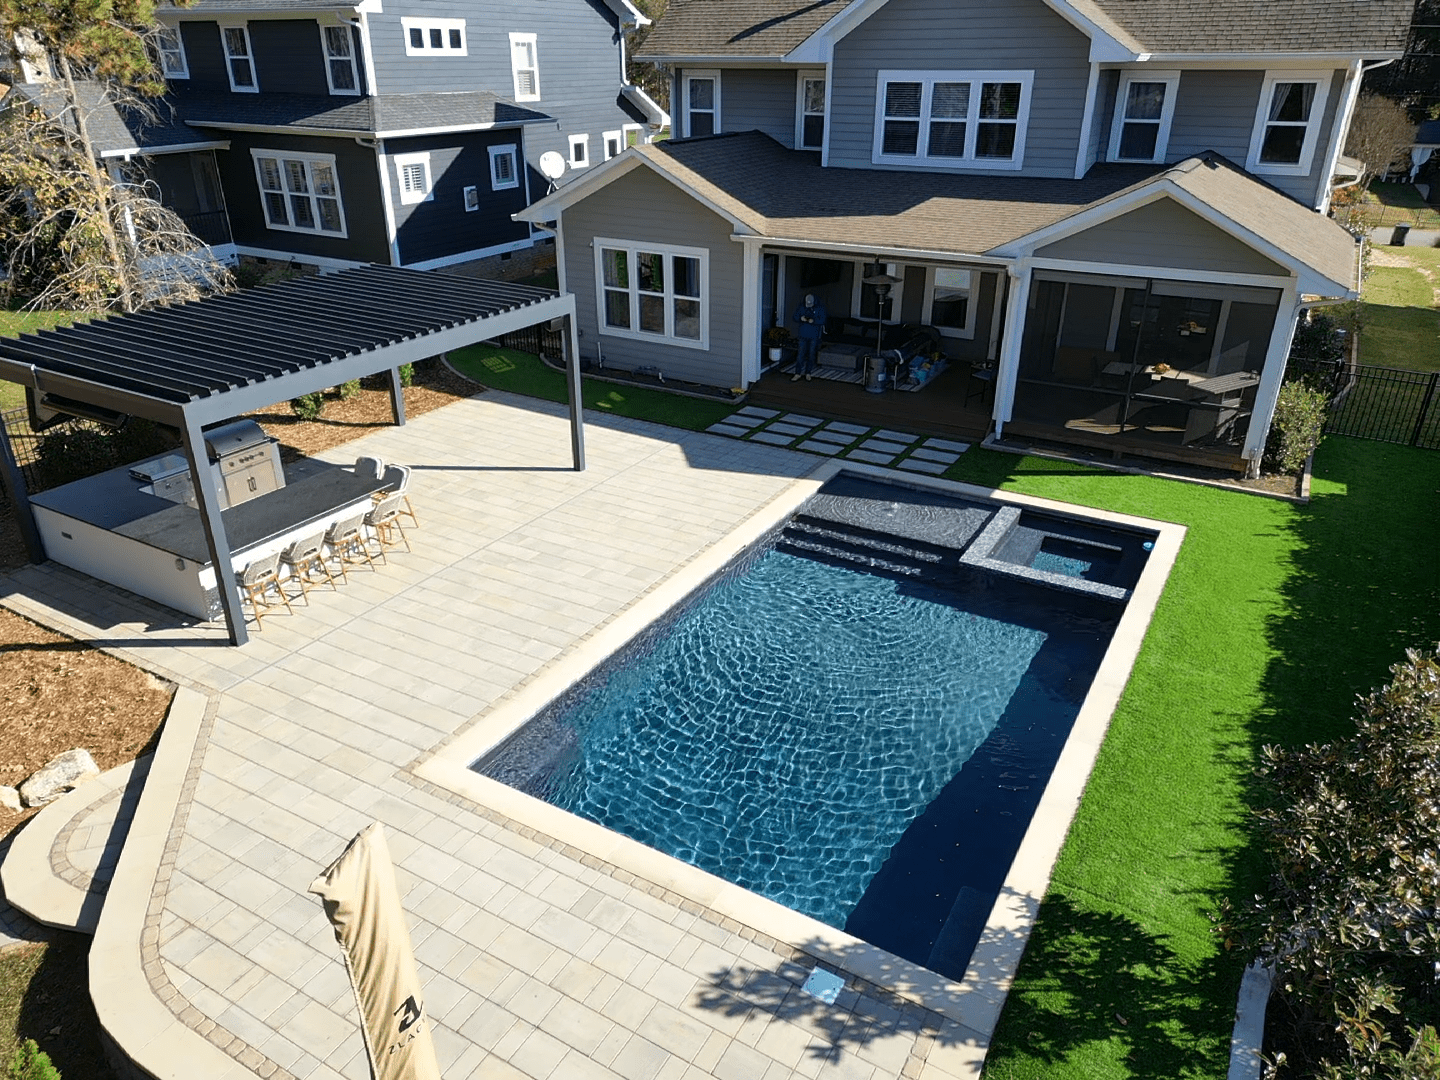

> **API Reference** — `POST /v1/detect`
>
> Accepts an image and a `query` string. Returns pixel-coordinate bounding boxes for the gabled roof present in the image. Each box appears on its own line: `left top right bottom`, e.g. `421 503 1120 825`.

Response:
636 0 1410 60
634 0 850 59
5 82 225 157
174 90 552 138
158 0 650 26
519 132 1359 294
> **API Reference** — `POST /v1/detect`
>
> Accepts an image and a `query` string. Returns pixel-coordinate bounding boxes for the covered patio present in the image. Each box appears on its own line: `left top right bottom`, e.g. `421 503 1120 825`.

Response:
0 265 584 645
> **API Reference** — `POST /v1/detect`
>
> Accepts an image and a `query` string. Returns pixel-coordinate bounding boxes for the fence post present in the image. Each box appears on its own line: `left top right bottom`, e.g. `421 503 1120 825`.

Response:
1412 371 1440 447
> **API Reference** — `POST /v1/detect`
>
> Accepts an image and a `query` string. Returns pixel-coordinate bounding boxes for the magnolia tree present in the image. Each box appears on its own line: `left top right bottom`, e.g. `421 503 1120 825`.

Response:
0 0 230 313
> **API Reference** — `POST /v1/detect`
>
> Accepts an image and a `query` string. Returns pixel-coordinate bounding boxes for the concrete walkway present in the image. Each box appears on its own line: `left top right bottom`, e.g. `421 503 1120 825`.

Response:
0 392 987 1080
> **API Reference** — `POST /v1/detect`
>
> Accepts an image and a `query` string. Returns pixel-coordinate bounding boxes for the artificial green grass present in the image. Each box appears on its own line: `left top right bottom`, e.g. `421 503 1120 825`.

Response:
447 343 737 431
945 440 1440 1077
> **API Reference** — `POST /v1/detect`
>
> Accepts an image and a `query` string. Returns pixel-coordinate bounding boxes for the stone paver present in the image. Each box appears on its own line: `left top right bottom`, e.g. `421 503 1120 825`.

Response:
845 450 898 465
806 429 855 445
767 423 815 438
0 393 958 1080
705 423 750 438
735 406 780 419
871 430 918 444
823 422 868 436
749 432 797 446
921 438 970 453
777 414 823 428
724 414 768 429
798 440 846 455
898 458 948 475
858 440 908 456
909 448 961 464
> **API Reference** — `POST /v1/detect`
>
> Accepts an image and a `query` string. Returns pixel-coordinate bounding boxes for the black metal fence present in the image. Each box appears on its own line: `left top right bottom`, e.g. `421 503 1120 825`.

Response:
0 405 115 497
1291 359 1440 449
490 323 563 360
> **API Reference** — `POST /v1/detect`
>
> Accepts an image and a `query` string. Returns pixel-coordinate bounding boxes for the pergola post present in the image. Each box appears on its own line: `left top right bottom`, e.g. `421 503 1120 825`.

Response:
0 416 44 563
388 365 407 427
181 416 248 646
563 307 585 472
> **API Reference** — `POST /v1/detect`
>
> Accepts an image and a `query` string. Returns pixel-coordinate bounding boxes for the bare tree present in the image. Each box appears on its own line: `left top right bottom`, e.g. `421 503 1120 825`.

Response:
1344 92 1417 188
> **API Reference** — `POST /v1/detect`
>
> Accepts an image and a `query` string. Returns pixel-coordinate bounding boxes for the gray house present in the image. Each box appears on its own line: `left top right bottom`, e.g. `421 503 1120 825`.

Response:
518 0 1408 473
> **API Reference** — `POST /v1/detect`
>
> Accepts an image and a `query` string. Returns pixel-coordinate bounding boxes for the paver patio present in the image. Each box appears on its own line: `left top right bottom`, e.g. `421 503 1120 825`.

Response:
0 390 990 1080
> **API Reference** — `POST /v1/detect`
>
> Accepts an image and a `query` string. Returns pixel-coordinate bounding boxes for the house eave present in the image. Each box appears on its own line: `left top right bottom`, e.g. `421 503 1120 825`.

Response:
99 139 231 158
633 53 793 65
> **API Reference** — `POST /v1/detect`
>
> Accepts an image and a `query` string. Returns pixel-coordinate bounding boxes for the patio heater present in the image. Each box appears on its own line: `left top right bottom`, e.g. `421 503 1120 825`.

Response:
861 269 902 393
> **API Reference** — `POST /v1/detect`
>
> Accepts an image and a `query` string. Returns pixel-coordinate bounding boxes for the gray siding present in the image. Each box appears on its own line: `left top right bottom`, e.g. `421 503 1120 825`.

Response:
827 0 1091 177
562 165 744 387
1086 68 1118 173
387 131 531 265
215 130 390 263
714 68 799 147
1036 197 1288 276
367 0 637 182
1166 69 1264 165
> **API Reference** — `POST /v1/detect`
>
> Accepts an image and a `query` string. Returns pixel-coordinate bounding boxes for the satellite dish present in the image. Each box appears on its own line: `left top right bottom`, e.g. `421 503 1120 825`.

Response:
539 151 566 180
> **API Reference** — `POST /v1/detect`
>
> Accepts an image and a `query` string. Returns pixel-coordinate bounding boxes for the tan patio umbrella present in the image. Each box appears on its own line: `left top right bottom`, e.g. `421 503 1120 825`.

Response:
310 822 442 1080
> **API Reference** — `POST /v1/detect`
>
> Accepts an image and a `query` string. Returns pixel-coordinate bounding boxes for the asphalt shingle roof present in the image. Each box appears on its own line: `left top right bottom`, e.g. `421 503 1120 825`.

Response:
174 90 552 135
636 0 1411 58
5 82 218 155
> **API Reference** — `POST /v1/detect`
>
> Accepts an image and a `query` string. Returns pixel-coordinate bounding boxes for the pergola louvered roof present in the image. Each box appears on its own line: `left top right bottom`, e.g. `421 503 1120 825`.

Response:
0 264 569 426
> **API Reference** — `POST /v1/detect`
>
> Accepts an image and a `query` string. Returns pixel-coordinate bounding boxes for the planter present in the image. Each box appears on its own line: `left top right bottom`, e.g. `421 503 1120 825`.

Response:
768 346 784 363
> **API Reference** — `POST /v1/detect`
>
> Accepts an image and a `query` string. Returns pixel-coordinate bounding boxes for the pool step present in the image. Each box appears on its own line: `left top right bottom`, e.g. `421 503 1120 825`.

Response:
779 517 951 577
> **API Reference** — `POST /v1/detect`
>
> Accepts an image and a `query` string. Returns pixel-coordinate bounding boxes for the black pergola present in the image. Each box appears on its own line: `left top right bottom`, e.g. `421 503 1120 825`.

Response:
0 264 584 646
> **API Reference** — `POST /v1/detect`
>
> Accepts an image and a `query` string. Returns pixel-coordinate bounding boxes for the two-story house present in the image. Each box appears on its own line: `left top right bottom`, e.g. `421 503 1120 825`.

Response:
515 0 1408 473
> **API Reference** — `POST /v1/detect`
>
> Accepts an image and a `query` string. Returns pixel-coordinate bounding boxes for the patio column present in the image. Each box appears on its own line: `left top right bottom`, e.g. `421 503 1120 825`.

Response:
739 238 762 388
388 365 407 426
0 415 43 563
991 262 1032 439
1241 280 1302 476
562 301 586 471
181 415 248 646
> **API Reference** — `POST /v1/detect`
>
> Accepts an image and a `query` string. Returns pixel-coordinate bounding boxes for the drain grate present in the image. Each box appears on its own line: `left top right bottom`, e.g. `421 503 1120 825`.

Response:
801 967 845 1004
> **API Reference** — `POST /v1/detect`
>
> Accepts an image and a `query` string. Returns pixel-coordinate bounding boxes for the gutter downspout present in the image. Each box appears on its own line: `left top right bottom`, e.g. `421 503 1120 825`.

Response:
1319 57 1395 213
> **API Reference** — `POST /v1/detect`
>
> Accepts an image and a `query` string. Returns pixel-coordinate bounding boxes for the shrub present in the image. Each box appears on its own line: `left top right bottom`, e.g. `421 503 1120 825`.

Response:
35 418 180 489
1290 311 1348 364
1264 381 1329 476
337 379 362 401
289 392 325 420
399 363 414 388
7 1040 61 1080
1246 648 1440 1078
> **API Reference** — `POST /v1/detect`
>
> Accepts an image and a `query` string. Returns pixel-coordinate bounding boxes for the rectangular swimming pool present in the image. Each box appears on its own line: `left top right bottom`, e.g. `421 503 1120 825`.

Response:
473 475 1154 980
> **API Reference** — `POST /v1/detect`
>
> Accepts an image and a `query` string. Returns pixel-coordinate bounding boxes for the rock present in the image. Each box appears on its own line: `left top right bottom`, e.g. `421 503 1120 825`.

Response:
19 749 99 807
0 786 20 812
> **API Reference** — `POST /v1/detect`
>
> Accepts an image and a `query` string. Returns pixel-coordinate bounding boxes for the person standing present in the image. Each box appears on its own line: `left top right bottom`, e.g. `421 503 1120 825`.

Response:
792 294 827 381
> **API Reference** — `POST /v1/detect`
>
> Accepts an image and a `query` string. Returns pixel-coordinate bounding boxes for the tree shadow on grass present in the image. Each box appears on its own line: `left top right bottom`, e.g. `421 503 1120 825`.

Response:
2 932 119 1079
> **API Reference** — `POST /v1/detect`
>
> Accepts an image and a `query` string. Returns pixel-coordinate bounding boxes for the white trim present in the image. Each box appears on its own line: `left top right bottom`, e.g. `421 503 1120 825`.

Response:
623 123 645 148
157 25 189 79
320 21 361 96
1031 268 1282 303
250 148 348 237
683 69 720 138
1029 256 1291 289
740 238 762 386
568 133 591 169
509 32 540 101
602 130 622 160
737 234 1008 267
99 140 229 159
593 237 710 350
1241 282 1301 463
489 143 519 190
374 138 400 265
1107 69 1180 164
403 17 466 57
1073 62 1100 178
820 59 834 166
920 265 978 339
1245 69 1334 178
1318 59 1363 213
1040 0 1141 62
993 263 1032 432
357 10 381 95
795 70 826 151
232 245 361 271
554 216 568 296
220 23 258 93
871 69 1033 171
402 235 535 271
393 151 432 204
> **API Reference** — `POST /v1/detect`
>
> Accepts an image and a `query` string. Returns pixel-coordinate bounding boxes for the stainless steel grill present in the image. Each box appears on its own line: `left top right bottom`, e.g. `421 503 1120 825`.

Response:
203 419 284 508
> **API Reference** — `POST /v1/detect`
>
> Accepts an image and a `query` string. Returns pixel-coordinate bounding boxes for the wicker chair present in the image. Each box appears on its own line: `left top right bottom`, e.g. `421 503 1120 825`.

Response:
378 463 419 528
280 530 337 601
354 454 385 481
364 493 411 558
325 512 373 582
236 551 292 629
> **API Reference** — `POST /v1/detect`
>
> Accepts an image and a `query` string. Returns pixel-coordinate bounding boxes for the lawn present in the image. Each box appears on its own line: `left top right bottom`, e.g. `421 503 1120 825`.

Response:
1352 180 1440 230
1361 247 1440 372
0 310 79 411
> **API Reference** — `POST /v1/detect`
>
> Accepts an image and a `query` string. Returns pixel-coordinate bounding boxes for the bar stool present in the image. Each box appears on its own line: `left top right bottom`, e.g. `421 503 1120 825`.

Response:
236 551 292 629
280 530 337 601
325 513 374 582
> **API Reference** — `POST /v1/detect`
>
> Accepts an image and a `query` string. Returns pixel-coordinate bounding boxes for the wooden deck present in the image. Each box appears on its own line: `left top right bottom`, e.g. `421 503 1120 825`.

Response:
746 362 993 439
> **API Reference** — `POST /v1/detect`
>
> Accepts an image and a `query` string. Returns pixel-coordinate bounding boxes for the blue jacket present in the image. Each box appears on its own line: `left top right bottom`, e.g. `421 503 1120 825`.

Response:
793 301 827 340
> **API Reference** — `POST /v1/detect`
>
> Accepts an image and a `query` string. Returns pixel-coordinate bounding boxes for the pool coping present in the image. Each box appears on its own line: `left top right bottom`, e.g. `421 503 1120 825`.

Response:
413 458 1186 1047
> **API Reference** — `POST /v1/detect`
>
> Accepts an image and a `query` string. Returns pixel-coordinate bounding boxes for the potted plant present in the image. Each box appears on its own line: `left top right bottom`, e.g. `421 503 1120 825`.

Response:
764 326 794 363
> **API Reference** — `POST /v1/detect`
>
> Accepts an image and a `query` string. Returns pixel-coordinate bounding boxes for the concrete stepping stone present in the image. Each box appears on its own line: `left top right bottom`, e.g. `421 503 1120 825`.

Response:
898 458 948 475
749 431 796 446
846 449 897 465
725 413 767 429
778 414 823 427
859 439 908 455
922 438 970 453
799 440 846 455
807 429 855 445
736 406 780 419
910 447 961 464
768 422 815 437
873 429 919 444
824 421 868 435
706 423 751 438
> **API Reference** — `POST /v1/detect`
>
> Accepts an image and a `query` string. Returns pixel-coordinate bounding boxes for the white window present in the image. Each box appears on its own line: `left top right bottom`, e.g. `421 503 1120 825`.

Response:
510 32 540 101
1108 71 1179 163
1247 71 1333 176
489 144 519 190
872 70 1032 170
569 133 590 168
603 130 622 160
157 26 188 79
402 18 466 56
797 72 825 150
222 25 257 92
684 70 719 138
322 23 359 95
252 150 345 235
394 152 432 204
463 185 479 211
595 239 708 349
922 267 977 339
